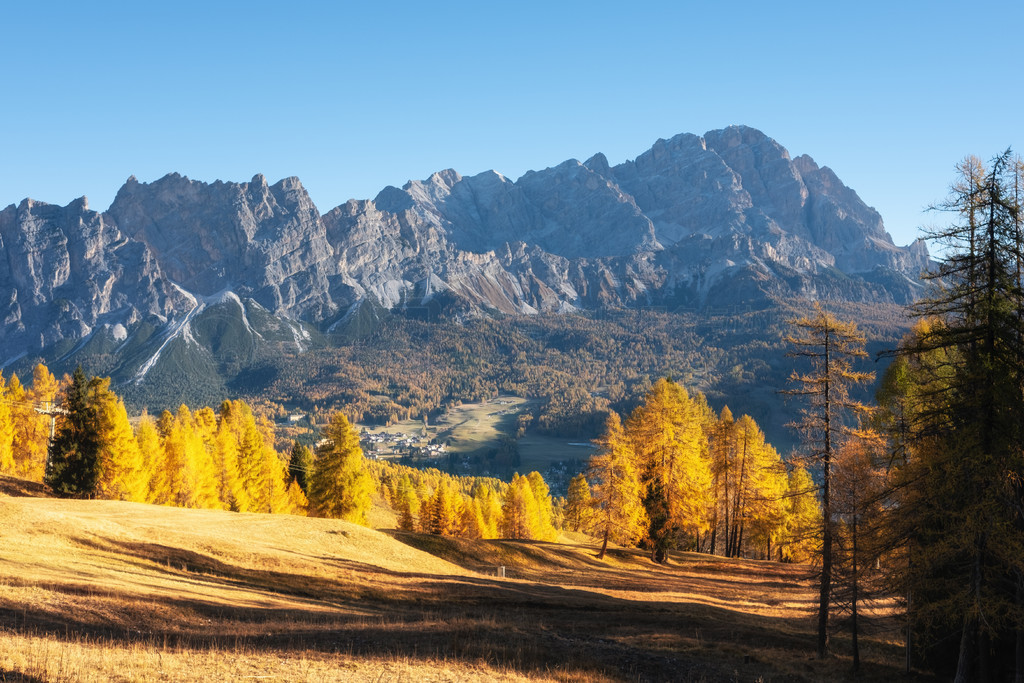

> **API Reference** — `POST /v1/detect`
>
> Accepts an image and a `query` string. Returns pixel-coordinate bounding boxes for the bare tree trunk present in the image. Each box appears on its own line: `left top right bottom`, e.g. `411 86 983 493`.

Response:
954 617 975 683
709 469 719 555
906 550 913 675
1016 572 1024 683
732 436 748 558
955 538 984 683
817 328 833 659
818 510 832 658
851 515 860 671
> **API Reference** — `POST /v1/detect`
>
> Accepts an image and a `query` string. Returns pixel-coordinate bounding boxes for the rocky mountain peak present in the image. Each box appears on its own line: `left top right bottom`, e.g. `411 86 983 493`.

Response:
1 126 931 385
0 194 178 359
107 173 337 318
583 152 611 177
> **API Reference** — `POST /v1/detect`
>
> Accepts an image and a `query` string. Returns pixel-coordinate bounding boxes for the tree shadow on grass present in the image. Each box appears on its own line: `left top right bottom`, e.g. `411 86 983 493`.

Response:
0 534 876 682
0 671 48 683
0 530 921 681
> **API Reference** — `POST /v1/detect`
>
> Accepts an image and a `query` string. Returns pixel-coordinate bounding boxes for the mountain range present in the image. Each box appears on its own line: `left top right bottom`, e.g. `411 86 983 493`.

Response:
0 125 928 408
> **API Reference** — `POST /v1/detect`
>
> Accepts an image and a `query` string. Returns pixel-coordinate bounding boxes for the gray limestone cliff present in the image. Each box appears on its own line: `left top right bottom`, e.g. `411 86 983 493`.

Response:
0 196 180 361
0 125 930 379
107 173 339 320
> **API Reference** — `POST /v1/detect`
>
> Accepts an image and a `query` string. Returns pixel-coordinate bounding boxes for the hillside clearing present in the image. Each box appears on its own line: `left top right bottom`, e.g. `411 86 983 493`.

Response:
0 480 915 682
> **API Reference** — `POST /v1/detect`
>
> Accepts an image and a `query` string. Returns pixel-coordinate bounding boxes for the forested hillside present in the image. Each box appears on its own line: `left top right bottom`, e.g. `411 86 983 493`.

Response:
229 301 910 451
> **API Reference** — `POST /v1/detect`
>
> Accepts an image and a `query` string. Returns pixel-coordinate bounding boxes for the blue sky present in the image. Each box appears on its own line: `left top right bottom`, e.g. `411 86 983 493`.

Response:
2 1 1020 248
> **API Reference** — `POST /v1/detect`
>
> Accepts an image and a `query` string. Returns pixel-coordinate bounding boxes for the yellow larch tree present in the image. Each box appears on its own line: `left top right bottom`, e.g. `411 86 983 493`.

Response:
627 378 713 561
0 373 16 473
526 471 558 541
564 472 594 533
781 464 822 563
10 366 60 481
90 377 148 502
589 411 647 559
500 473 541 539
159 406 219 509
151 410 183 505
426 479 463 535
133 412 163 503
307 412 373 523
285 478 309 516
459 496 486 539
219 400 292 514
731 415 788 559
472 482 502 539
212 414 248 511
708 405 737 555
258 443 293 513
393 473 420 531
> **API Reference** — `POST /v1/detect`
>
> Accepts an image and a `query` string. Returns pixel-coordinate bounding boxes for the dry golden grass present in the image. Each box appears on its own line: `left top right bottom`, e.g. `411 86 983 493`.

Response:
0 475 919 682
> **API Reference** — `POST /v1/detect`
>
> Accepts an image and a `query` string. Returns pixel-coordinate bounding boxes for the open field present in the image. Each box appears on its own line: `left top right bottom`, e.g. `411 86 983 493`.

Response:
359 397 595 472
515 433 596 473
359 396 530 453
0 476 920 682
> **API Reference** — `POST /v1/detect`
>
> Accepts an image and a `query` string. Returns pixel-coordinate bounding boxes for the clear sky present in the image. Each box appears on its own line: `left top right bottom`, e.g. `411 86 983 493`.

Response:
2 0 1020 248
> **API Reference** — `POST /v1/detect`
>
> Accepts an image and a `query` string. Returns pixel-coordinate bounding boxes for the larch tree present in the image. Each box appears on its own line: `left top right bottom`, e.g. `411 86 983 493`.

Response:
307 412 373 524
11 366 59 482
526 471 558 541
285 478 309 515
426 479 463 535
499 473 541 539
628 378 713 561
91 377 148 502
473 482 502 539
459 496 485 539
881 151 1024 681
589 411 647 559
150 410 178 505
0 373 15 473
565 472 594 533
162 405 219 509
785 303 873 657
393 473 421 531
730 415 788 560
782 464 823 563
133 413 164 503
831 429 887 673
212 415 248 511
708 405 737 556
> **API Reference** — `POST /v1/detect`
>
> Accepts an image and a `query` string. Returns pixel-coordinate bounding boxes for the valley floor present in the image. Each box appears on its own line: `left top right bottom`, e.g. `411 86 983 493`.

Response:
0 476 919 682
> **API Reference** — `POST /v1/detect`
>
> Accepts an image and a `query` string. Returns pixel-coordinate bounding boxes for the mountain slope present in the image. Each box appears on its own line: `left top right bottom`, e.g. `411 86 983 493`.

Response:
0 126 928 411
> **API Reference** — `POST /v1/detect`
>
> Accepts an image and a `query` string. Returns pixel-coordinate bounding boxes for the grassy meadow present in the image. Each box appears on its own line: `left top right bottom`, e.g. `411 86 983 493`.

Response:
0 475 915 682
359 396 595 474
359 397 530 451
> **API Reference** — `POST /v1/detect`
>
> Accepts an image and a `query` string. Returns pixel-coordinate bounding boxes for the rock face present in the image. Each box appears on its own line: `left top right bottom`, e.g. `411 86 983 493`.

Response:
321 164 663 315
0 197 180 361
323 126 927 317
108 173 338 320
0 125 929 383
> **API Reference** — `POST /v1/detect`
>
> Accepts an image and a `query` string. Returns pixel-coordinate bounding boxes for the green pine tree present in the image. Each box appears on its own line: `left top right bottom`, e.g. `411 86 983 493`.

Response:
45 367 101 498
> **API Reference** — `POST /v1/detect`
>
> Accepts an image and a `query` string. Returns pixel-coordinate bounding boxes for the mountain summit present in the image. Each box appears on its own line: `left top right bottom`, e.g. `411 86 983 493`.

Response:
0 126 928 393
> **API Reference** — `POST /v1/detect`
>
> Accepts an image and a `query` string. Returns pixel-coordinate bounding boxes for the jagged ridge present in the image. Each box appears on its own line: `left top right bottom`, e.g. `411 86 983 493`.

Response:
0 125 929 394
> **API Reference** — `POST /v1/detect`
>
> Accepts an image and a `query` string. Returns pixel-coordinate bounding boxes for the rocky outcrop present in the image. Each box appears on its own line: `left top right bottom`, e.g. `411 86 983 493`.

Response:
0 197 179 361
108 173 338 320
